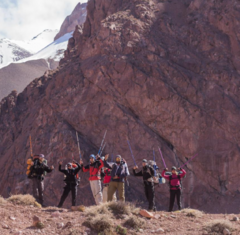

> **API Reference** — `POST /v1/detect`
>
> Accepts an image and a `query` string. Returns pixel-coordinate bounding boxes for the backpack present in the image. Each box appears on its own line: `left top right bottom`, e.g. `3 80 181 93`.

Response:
147 161 165 185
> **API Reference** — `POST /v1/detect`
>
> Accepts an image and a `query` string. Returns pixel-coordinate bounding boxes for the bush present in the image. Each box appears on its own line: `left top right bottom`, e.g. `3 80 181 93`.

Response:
204 219 232 233
108 201 134 215
83 215 113 232
85 203 111 217
180 208 204 218
116 225 127 235
0 196 6 205
124 216 145 229
7 194 41 208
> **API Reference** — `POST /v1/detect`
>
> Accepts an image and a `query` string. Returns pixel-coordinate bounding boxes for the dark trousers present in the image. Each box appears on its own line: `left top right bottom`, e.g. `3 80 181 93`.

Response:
58 183 77 207
32 178 44 205
144 182 155 210
169 189 182 212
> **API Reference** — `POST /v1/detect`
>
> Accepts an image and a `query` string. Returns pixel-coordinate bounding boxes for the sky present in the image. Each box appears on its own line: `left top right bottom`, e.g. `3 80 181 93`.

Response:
0 0 88 41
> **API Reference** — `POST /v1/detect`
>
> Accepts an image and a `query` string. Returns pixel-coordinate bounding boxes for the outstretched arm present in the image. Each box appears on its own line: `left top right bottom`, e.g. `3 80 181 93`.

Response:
179 168 186 178
133 168 143 176
161 169 170 180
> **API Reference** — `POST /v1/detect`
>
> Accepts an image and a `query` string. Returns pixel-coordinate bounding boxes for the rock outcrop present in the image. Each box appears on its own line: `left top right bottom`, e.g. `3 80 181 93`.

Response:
54 2 87 41
1 0 240 213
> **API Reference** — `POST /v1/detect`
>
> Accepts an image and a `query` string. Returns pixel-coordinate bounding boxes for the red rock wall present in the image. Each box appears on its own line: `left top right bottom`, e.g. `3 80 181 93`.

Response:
1 0 240 213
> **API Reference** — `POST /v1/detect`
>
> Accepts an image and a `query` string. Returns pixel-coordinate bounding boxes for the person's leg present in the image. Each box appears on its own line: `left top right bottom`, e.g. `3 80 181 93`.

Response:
147 183 155 211
176 189 182 210
102 185 108 203
71 184 77 206
107 182 117 201
169 190 176 212
94 180 103 205
117 182 125 202
32 178 38 201
58 185 71 207
37 180 44 205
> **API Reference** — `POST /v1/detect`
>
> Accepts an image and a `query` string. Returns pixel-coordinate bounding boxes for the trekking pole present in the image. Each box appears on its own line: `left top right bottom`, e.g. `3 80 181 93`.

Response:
29 135 33 157
76 131 82 160
158 147 167 168
100 142 107 156
153 148 156 177
98 130 107 155
180 153 198 168
111 154 114 162
127 140 137 166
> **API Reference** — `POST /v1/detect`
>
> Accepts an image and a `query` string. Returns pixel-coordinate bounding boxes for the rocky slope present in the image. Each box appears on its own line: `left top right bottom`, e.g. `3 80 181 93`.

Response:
1 0 240 213
54 2 87 41
1 196 240 235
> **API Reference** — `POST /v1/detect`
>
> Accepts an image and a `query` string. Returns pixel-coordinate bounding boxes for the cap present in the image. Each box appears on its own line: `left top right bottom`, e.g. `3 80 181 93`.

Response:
39 154 45 158
90 154 96 160
142 159 148 163
172 166 177 170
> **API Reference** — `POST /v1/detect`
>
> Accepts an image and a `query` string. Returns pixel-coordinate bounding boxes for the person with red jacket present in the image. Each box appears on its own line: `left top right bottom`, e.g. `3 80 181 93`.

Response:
80 154 104 205
162 166 186 212
102 167 116 202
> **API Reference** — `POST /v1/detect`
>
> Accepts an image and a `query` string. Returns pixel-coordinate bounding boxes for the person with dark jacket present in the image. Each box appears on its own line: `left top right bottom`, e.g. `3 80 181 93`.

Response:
30 154 54 206
104 154 130 202
162 166 186 212
57 160 81 208
133 159 156 212
80 154 104 205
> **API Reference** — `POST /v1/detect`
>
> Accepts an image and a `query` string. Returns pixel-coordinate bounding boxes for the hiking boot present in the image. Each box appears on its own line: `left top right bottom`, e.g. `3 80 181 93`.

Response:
153 207 157 212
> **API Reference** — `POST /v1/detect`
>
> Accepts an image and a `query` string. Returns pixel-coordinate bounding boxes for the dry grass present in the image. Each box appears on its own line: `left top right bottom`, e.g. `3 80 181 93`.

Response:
116 225 127 235
180 208 204 218
124 215 145 229
0 195 6 204
83 214 113 233
7 194 41 208
204 219 232 233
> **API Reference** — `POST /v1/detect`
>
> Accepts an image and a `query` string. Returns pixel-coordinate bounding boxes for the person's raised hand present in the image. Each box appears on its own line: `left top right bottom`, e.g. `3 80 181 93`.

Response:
133 166 138 170
51 165 54 170
80 160 83 165
59 161 63 165
105 154 109 160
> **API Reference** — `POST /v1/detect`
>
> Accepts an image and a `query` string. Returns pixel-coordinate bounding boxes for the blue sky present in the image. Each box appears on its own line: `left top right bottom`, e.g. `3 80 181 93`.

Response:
0 0 88 40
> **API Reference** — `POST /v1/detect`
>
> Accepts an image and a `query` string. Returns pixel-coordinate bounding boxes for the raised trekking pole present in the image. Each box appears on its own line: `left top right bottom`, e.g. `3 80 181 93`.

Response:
127 140 137 166
76 131 82 160
158 147 167 168
153 148 157 177
100 142 107 156
29 135 33 157
111 154 114 162
180 153 198 168
98 130 107 155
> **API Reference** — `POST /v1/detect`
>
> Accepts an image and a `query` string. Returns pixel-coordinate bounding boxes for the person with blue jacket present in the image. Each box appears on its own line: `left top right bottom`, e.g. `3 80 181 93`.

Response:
104 154 130 202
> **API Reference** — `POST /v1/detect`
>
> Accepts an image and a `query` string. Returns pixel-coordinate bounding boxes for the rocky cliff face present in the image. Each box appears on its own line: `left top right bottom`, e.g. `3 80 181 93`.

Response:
54 2 87 41
1 0 240 213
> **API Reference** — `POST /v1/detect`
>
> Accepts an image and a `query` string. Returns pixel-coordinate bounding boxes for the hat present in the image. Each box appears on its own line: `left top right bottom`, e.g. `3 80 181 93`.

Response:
172 166 177 170
115 155 122 162
90 154 96 160
67 163 73 168
39 154 45 158
142 159 148 163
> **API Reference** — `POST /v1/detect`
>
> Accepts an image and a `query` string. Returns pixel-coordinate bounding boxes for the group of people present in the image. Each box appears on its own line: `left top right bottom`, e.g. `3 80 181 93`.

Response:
27 153 186 212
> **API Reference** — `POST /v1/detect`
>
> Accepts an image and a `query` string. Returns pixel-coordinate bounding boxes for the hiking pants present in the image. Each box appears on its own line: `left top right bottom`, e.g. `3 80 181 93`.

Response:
58 183 77 207
32 178 44 205
144 182 155 210
103 184 116 203
90 180 102 205
108 181 125 202
169 189 182 212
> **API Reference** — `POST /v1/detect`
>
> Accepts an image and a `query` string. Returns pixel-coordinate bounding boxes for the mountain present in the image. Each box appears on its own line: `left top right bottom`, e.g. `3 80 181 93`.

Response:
0 38 33 68
0 29 59 69
1 0 240 213
54 2 87 41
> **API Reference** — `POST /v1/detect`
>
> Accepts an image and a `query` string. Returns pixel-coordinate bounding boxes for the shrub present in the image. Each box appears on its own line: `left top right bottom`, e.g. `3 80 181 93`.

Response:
180 208 204 218
83 215 113 232
124 216 145 229
7 194 41 208
116 225 127 235
36 221 45 229
108 201 134 215
204 219 232 233
0 196 6 205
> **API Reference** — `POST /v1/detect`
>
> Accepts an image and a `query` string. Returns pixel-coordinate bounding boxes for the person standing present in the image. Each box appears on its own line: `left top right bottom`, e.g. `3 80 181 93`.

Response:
80 154 104 205
102 166 117 202
104 155 130 202
133 159 156 212
57 160 81 208
30 154 54 206
162 166 186 212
